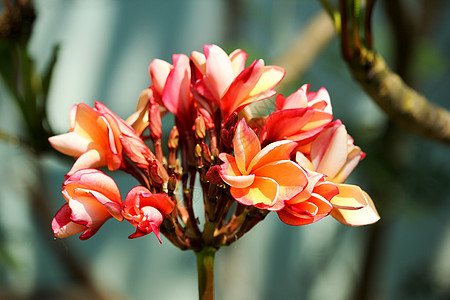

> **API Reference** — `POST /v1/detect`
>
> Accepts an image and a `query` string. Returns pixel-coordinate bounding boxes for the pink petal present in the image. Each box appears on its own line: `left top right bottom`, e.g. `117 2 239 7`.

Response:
204 44 235 100
162 54 192 122
149 59 173 96
66 169 121 199
52 203 86 238
275 88 308 111
311 121 348 179
332 145 364 184
68 192 111 227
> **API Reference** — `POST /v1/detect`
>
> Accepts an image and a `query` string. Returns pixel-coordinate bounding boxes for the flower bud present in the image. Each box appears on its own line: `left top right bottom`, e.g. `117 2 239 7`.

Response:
194 115 206 140
168 126 179 150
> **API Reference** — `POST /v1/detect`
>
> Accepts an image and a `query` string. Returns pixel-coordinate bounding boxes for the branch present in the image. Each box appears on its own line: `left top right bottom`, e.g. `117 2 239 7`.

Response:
348 52 450 144
318 0 450 144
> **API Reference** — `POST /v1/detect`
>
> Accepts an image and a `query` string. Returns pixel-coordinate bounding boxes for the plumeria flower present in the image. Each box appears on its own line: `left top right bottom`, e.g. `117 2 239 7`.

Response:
295 121 380 226
49 102 123 176
260 85 333 147
191 44 285 121
51 169 123 240
49 101 154 176
218 119 307 211
122 186 175 242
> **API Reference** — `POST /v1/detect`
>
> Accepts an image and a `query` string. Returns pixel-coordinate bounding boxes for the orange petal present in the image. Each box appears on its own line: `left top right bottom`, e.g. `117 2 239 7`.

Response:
48 132 91 157
253 160 307 201
72 104 104 142
230 176 279 209
233 119 261 174
331 184 380 226
248 140 297 172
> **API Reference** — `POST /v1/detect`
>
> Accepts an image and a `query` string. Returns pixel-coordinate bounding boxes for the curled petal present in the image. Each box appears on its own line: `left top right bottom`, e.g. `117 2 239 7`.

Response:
52 203 86 238
219 153 255 187
331 184 380 226
64 169 122 204
278 194 333 226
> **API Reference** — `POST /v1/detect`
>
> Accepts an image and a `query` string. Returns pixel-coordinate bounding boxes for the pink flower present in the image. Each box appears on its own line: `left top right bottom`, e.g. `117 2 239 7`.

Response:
295 121 380 226
191 44 285 120
260 85 333 146
49 102 123 176
122 186 175 242
51 169 123 240
219 119 307 211
49 101 155 175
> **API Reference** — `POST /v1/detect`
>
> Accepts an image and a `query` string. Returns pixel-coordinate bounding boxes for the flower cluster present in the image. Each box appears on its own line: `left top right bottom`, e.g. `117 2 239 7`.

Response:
50 44 379 248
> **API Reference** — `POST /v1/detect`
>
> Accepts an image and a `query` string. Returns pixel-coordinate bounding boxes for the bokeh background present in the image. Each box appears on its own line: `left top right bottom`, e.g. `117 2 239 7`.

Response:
1 0 449 299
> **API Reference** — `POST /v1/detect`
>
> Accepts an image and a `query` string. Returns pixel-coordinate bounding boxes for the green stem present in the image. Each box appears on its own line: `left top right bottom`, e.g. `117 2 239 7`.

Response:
195 247 216 300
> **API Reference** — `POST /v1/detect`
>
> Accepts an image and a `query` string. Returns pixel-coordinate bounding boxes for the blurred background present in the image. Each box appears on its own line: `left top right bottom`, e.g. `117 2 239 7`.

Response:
0 0 449 299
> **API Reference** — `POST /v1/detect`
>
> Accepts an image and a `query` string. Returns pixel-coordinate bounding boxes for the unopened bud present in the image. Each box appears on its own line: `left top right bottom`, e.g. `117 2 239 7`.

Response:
194 144 202 158
168 174 178 195
168 126 179 150
201 142 212 165
194 115 206 140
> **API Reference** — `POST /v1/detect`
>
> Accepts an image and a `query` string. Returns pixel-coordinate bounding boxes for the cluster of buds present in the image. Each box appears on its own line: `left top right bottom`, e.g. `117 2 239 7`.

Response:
49 44 379 250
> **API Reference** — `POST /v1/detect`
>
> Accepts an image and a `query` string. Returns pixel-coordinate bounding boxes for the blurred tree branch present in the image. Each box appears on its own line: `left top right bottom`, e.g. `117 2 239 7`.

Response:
319 0 450 144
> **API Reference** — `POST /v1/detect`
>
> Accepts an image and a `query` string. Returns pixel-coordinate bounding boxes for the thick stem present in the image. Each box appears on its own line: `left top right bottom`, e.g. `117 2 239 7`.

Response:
195 247 216 300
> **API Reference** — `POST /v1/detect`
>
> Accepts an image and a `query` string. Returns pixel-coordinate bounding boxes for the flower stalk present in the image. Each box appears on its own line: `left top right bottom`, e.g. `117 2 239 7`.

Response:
195 247 216 300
